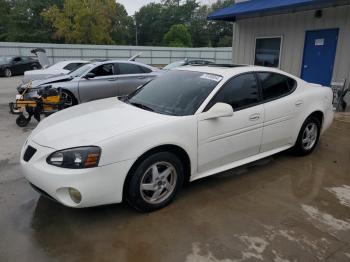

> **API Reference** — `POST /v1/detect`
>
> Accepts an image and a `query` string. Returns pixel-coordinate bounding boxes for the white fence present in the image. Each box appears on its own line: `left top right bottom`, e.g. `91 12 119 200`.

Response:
0 42 233 66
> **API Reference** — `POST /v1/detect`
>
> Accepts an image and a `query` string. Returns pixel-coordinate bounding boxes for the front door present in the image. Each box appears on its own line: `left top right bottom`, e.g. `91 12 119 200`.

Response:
78 63 117 102
197 73 263 173
301 28 338 86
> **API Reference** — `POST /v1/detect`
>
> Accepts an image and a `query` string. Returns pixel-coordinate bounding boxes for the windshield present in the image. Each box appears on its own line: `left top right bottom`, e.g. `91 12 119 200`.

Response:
69 63 94 77
127 70 222 116
0 57 11 65
163 60 186 70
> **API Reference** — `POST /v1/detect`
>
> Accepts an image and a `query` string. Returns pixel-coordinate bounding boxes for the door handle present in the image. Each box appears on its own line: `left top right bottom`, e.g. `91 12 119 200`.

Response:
108 78 117 81
137 76 145 79
249 113 260 121
295 100 304 107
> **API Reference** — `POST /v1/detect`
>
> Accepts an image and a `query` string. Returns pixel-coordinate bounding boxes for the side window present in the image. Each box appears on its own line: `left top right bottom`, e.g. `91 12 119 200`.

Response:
205 73 260 111
140 66 152 73
258 72 296 100
13 57 22 62
118 63 144 74
64 63 84 71
90 63 114 77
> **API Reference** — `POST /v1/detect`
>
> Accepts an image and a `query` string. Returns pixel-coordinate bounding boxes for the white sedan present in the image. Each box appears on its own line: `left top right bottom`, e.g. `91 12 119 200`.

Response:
20 65 334 212
22 60 89 83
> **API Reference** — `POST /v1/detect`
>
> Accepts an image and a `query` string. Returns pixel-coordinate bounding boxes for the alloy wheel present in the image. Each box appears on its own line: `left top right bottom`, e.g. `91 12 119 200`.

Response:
61 91 74 108
5 68 11 77
302 122 318 150
140 161 177 204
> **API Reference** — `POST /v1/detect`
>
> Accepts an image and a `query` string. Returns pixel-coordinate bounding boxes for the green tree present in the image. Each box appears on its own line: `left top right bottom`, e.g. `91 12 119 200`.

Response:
111 3 134 45
5 0 63 43
188 5 210 47
0 0 10 40
208 0 235 47
135 3 163 46
42 0 116 44
163 24 192 47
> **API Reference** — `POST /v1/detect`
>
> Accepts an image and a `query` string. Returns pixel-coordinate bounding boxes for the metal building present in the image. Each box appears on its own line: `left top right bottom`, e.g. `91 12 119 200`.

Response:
208 0 350 87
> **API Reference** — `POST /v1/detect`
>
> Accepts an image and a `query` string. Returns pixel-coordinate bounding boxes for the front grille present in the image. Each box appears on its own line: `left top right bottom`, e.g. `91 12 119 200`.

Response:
23 145 37 162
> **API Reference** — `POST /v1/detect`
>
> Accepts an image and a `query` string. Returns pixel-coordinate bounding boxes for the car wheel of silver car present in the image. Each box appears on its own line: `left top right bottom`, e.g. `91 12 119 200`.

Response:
61 90 76 108
4 68 12 77
126 152 184 212
293 115 321 156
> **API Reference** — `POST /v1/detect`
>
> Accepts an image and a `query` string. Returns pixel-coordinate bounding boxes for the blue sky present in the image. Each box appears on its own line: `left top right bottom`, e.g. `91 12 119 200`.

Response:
118 0 217 15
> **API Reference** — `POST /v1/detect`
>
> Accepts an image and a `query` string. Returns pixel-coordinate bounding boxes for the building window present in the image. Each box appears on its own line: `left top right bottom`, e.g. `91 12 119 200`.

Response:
254 37 282 68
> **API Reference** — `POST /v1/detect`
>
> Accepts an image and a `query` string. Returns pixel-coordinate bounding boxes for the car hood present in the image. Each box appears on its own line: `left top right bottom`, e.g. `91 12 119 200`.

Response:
30 98 172 149
21 74 73 88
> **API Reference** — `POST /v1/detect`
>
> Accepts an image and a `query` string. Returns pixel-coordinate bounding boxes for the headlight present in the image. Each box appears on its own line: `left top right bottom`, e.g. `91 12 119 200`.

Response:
47 146 101 169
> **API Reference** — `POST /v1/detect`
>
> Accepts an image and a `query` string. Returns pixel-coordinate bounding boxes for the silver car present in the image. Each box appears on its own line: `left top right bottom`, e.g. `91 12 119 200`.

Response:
18 60 162 107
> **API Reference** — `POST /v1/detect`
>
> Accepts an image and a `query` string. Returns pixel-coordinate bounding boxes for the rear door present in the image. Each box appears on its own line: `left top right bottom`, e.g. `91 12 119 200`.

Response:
115 62 157 96
197 73 264 172
78 63 117 102
257 72 301 152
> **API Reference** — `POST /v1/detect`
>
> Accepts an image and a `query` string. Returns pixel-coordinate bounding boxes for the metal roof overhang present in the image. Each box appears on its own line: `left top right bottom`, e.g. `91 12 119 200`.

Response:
207 0 350 21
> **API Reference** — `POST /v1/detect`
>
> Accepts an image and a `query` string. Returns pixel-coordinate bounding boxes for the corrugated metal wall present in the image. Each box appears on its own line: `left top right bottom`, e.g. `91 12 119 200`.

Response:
232 5 350 84
0 42 232 66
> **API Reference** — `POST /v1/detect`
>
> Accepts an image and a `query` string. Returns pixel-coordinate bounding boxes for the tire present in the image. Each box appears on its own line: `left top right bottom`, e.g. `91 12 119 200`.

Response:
4 68 12 77
125 152 184 212
61 90 77 108
16 114 29 127
293 116 321 156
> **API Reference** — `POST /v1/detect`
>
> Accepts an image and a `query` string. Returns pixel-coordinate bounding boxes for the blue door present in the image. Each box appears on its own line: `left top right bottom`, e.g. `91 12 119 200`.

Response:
301 28 339 86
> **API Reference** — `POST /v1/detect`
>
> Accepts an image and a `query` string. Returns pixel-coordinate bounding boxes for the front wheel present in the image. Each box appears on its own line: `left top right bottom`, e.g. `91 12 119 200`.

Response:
125 152 184 212
16 114 30 127
4 68 12 77
61 90 76 108
293 116 321 156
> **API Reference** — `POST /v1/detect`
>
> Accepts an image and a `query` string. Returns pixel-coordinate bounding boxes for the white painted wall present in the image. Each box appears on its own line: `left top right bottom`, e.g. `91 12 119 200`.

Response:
232 5 350 84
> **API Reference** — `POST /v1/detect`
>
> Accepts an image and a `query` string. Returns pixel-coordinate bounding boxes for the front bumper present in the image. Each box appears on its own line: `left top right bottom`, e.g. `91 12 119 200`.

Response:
20 141 135 208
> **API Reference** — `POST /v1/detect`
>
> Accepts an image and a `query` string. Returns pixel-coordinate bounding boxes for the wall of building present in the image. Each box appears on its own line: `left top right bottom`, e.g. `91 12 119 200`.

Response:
0 42 232 66
232 5 350 84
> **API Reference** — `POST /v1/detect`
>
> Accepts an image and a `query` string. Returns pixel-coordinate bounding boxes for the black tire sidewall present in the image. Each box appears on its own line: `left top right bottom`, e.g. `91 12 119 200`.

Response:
294 116 321 155
61 90 75 108
126 152 184 212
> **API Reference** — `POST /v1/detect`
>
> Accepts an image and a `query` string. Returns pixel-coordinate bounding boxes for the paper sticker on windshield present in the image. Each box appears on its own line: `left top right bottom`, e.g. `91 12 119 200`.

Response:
200 74 222 82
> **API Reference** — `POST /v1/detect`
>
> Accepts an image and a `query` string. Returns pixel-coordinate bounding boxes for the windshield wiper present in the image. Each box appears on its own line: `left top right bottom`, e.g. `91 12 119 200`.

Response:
130 102 155 112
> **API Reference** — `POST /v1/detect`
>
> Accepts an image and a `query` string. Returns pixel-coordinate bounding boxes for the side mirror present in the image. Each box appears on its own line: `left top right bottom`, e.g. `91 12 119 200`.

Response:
84 72 95 79
198 103 233 121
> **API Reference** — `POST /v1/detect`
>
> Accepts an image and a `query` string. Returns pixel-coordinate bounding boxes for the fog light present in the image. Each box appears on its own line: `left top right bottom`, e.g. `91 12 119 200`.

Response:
68 188 82 204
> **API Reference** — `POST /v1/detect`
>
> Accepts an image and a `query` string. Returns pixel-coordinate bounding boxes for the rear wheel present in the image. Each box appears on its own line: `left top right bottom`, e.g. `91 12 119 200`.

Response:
293 116 321 156
125 152 184 212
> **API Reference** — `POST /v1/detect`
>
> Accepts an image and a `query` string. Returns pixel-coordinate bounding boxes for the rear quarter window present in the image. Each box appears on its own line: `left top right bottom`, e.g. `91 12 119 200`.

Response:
257 72 296 101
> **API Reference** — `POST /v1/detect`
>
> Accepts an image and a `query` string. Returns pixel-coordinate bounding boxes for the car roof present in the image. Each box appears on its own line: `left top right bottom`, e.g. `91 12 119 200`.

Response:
55 60 89 64
176 64 300 80
90 60 158 70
